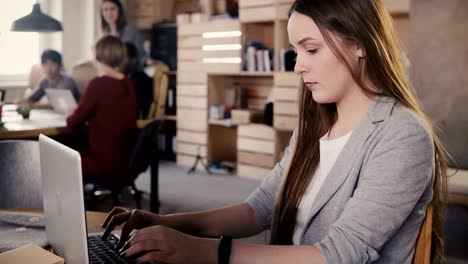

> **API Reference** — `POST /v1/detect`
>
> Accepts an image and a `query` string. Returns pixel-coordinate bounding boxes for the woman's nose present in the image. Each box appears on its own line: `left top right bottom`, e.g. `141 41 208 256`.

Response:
294 54 306 75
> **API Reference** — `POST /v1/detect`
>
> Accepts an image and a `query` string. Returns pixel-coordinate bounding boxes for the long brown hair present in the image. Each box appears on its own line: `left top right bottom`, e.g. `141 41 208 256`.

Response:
100 0 127 34
270 0 448 263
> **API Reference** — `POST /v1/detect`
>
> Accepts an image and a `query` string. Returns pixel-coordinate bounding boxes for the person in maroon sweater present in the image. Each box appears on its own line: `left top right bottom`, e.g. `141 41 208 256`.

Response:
67 36 138 181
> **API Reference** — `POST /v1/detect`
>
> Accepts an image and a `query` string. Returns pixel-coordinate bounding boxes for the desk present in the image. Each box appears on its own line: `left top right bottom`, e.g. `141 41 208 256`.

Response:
0 105 160 213
0 208 111 234
0 105 67 140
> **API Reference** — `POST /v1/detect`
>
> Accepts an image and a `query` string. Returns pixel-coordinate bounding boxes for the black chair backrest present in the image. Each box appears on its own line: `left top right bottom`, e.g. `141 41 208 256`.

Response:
129 119 163 177
0 140 42 208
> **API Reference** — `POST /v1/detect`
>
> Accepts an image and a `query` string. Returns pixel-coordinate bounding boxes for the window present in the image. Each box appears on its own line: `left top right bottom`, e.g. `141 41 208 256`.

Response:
0 0 39 78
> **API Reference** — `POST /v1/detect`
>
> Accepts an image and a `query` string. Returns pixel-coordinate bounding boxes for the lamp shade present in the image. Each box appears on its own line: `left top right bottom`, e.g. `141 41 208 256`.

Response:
11 3 63 32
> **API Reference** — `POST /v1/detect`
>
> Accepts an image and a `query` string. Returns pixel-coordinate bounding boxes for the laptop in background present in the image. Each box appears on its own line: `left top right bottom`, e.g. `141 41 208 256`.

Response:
45 89 77 114
39 135 135 264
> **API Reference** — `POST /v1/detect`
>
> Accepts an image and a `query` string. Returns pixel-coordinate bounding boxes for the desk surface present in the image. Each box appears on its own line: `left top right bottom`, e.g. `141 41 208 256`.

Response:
0 105 67 140
0 104 166 138
0 208 112 234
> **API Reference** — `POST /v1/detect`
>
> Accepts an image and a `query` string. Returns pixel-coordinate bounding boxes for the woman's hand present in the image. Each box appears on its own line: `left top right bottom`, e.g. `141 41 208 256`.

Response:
122 225 218 264
101 207 162 250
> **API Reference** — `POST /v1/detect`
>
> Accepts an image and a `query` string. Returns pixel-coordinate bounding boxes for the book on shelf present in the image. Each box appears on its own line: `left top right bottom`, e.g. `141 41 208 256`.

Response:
243 41 273 72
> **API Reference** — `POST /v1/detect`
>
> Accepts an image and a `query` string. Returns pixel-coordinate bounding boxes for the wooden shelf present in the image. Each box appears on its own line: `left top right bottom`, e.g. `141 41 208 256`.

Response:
208 119 239 128
208 71 274 77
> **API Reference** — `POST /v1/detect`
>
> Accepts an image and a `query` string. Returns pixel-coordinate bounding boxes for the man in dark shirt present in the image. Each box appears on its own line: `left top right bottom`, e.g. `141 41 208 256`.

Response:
124 42 153 118
25 49 80 107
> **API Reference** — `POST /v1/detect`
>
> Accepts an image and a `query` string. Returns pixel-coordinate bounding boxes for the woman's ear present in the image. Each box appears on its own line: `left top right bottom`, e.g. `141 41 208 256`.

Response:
355 44 365 58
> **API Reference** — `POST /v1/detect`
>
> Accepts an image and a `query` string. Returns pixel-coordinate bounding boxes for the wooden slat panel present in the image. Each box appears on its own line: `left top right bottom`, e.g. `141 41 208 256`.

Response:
177 130 207 144
240 6 276 22
178 37 203 48
202 50 241 58
274 115 297 131
177 73 207 84
202 36 242 45
177 84 207 96
178 96 208 109
278 0 294 3
238 138 275 154
179 20 241 36
275 101 298 116
178 119 207 132
239 0 274 8
178 23 207 36
178 62 204 72
177 154 196 167
178 143 207 156
177 109 207 132
178 49 202 60
237 164 271 181
274 72 301 86
238 124 275 140
203 20 241 32
238 151 276 168
204 63 241 74
273 87 299 101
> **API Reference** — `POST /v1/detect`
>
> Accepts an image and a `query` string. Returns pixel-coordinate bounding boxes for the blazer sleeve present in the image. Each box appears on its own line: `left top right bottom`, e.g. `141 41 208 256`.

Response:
246 129 297 229
66 79 98 129
314 118 435 263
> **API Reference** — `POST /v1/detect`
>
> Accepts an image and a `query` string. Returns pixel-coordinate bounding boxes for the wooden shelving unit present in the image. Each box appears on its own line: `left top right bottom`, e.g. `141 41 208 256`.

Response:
175 0 411 179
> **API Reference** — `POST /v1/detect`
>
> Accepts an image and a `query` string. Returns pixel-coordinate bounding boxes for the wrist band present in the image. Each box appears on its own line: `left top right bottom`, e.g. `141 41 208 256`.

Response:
218 235 232 264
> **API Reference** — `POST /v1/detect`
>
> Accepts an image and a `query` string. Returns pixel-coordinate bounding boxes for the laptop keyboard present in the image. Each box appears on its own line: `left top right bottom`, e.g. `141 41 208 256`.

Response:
88 235 137 264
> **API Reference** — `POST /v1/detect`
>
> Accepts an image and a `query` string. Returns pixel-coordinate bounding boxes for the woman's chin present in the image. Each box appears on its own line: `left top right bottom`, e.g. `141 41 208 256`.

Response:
311 92 335 104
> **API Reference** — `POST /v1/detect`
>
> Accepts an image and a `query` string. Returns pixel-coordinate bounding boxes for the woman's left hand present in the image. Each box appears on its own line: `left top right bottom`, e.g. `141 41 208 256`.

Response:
122 225 218 264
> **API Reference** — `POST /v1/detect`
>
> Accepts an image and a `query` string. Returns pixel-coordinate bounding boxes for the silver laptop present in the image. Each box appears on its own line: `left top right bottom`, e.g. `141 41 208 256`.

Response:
39 135 135 264
45 88 77 114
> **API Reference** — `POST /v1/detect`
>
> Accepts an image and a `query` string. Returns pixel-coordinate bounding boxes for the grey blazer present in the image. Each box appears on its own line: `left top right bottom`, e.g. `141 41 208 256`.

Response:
247 96 435 263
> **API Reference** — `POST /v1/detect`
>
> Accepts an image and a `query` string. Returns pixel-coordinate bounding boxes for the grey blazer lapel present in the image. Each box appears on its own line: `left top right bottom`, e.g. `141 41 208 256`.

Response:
302 97 397 235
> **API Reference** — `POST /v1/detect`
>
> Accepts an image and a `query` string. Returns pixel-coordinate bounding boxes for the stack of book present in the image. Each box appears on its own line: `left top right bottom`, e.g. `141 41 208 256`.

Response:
243 41 273 72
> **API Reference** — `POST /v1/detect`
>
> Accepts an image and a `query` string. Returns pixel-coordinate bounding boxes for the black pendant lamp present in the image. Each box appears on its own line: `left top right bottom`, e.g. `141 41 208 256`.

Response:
10 2 63 32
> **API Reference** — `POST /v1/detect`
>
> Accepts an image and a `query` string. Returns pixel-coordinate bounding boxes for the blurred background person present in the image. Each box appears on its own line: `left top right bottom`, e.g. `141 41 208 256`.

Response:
67 36 138 184
124 42 153 118
100 0 148 68
19 49 80 108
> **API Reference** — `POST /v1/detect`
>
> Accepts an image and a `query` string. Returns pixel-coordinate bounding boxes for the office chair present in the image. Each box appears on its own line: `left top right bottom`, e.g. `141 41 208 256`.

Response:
0 140 42 208
148 63 169 120
71 60 98 95
84 119 164 212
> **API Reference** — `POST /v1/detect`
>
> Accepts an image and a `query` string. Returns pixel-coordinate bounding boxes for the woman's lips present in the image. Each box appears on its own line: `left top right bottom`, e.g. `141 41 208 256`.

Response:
305 82 318 89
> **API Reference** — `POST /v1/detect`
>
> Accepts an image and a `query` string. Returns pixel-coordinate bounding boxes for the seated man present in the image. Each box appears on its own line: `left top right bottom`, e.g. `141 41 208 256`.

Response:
21 49 80 108
124 42 153 118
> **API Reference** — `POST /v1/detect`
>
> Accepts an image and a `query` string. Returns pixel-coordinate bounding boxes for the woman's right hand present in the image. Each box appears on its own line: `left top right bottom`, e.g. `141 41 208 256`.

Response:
101 207 162 251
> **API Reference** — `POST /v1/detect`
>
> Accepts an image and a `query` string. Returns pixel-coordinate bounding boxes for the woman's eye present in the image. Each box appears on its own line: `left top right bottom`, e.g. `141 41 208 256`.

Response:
307 49 318 54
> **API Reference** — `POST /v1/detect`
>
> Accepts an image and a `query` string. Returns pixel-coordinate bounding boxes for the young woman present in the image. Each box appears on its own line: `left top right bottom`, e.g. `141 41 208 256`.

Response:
67 36 138 183
101 0 448 263
100 0 148 67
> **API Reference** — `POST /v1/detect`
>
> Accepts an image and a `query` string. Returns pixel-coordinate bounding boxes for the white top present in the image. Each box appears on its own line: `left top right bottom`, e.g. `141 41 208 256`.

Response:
293 131 352 245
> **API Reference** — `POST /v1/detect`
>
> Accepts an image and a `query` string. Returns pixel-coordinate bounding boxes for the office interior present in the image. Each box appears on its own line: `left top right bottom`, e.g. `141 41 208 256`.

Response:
0 0 467 263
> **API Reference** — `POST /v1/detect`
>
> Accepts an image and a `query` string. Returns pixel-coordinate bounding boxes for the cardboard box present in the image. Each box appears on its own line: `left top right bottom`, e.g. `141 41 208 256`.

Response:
0 244 64 264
